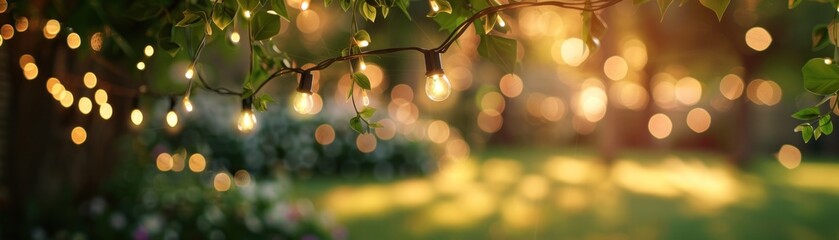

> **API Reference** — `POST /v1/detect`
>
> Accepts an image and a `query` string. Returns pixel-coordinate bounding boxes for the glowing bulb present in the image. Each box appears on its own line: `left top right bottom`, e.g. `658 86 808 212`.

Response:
359 59 367 71
362 90 370 106
230 31 240 44
825 58 833 65
243 10 252 19
144 45 154 57
136 61 146 70
131 109 143 126
497 15 506 27
185 67 194 79
293 92 314 114
183 97 193 112
358 40 369 47
166 110 178 127
301 0 310 10
425 74 451 102
237 110 257 133
430 0 440 12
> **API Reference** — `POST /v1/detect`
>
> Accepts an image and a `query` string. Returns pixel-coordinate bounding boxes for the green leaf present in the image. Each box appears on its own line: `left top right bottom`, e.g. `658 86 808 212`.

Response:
212 0 238 30
361 2 377 22
657 0 673 20
789 0 802 9
238 0 261 10
482 14 497 34
157 24 181 56
477 35 517 73
350 117 364 133
369 122 384 128
792 107 821 121
581 11 606 54
820 114 831 126
254 94 275 112
794 123 812 132
352 72 372 90
395 0 411 20
271 0 291 21
812 24 830 51
360 107 376 119
803 125 814 143
252 11 281 40
381 5 390 18
176 10 205 27
427 0 452 17
699 0 730 21
822 121 834 135
802 58 839 95
814 126 822 140
324 0 333 7
340 0 351 11
354 30 371 44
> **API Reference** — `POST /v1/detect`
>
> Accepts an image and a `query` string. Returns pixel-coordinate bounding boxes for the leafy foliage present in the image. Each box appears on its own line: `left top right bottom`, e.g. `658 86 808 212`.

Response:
802 58 839 95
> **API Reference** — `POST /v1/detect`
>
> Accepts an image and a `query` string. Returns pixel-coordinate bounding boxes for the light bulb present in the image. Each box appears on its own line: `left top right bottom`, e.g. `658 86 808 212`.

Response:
131 109 144 126
825 58 833 65
362 90 370 106
243 10 252 19
183 97 194 112
301 0 310 10
230 31 240 44
136 61 146 70
293 92 314 114
425 74 451 102
358 40 369 47
237 110 257 133
497 15 506 27
185 67 194 79
144 45 154 57
166 110 178 127
359 58 367 71
429 0 440 12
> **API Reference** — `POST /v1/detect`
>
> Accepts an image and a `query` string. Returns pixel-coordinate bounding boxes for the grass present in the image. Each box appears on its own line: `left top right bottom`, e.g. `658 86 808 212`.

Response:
290 147 839 239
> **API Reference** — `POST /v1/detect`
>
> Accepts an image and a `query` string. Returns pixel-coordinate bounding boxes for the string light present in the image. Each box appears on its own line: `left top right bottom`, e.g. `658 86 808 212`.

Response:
423 52 451 102
185 66 195 79
183 96 194 112
301 0 311 11
71 126 87 145
166 98 178 127
358 40 369 47
243 10 252 19
362 90 370 106
144 45 154 57
429 0 441 12
825 58 833 65
43 19 60 39
230 31 240 44
497 14 506 27
293 71 315 114
130 97 143 126
237 97 257 133
0 24 13 40
136 61 146 70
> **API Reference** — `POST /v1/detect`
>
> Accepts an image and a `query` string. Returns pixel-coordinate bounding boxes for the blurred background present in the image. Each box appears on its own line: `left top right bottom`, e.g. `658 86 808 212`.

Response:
2 0 839 239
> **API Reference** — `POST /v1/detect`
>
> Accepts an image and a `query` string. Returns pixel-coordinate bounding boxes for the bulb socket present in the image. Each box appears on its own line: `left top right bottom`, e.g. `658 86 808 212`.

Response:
169 97 176 111
424 51 444 76
242 96 253 110
297 71 314 93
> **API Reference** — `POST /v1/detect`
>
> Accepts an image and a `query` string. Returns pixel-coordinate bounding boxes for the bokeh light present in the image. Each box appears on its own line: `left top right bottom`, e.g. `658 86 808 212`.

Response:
356 134 377 153
499 74 523 98
745 27 772 51
315 124 336 145
686 108 712 133
603 56 629 81
648 113 673 139
71 126 87 145
188 153 206 172
776 145 801 170
719 74 744 100
214 172 232 192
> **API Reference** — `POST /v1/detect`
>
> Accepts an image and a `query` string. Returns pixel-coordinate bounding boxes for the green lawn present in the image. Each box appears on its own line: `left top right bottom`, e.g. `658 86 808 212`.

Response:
291 148 839 239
